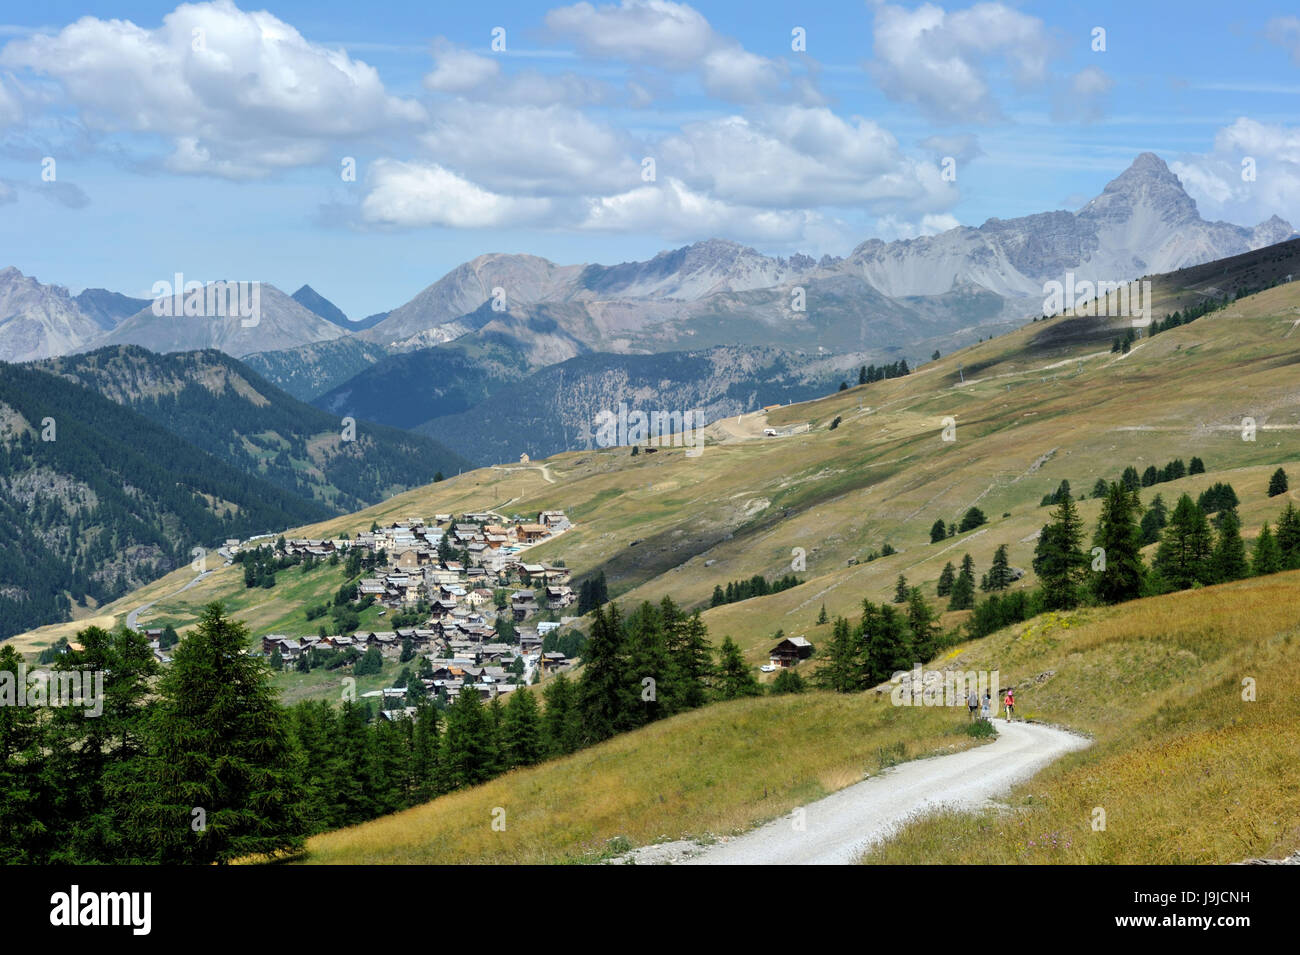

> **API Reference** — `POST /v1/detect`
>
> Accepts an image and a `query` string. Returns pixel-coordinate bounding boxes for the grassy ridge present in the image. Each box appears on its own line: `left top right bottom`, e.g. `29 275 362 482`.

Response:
861 570 1300 864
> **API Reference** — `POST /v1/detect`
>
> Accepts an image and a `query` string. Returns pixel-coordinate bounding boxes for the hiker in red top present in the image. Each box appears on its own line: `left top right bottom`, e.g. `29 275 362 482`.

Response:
1004 689 1015 722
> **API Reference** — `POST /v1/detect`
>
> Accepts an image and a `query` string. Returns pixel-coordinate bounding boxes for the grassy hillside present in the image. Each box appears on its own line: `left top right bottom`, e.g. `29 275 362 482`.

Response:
13 257 1300 687
298 690 985 864
302 569 1300 864
862 570 1300 864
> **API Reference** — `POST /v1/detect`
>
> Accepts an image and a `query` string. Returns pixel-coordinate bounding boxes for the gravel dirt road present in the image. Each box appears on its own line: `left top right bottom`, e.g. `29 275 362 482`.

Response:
623 719 1091 865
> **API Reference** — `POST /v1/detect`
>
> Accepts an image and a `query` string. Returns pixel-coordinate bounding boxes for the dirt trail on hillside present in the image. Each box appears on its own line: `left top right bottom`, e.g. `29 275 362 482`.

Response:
621 719 1090 866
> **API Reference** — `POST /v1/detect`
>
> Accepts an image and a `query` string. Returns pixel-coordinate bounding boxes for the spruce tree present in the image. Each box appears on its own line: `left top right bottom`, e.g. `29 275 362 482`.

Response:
817 604 828 625
1275 503 1300 569
621 601 672 727
541 672 582 757
500 687 544 769
1253 522 1283 576
1267 467 1288 498
982 544 1014 592
664 607 712 712
577 603 628 744
1033 494 1088 610
1210 508 1249 584
905 588 939 663
947 554 977 611
815 617 860 693
367 717 413 816
1153 494 1214 589
291 700 345 832
410 703 441 802
137 602 306 864
936 561 956 597
1091 482 1145 604
863 602 913 685
1141 493 1169 546
893 574 909 603
929 519 947 544
770 669 806 694
334 699 376 824
714 637 761 700
48 625 159 863
440 686 500 790
0 644 52 862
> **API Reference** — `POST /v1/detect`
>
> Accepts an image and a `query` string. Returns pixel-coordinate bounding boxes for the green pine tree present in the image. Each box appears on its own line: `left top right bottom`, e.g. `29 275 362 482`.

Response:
947 554 977 611
577 603 628 744
982 544 1014 592
1153 494 1214 590
1210 508 1249 584
863 602 913 685
770 668 806 694
893 574 909 603
1275 503 1300 569
905 588 939 663
1267 467 1288 498
541 672 583 757
663 605 712 712
1140 493 1168 546
1253 522 1283 576
1091 482 1145 604
815 617 861 693
0 644 52 862
440 686 501 790
936 561 956 597
500 687 545 769
135 603 307 864
714 636 761 700
1033 494 1088 609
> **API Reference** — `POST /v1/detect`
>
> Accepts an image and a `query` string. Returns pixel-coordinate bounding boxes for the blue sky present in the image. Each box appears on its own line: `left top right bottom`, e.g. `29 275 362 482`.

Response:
2 0 1300 318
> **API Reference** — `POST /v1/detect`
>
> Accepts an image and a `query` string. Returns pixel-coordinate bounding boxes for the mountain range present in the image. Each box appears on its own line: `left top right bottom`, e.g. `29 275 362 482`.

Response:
4 154 1289 367
36 346 471 513
1 152 1294 467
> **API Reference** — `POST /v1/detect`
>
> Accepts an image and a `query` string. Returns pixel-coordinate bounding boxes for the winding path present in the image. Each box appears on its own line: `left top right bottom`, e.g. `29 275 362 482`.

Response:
628 720 1090 865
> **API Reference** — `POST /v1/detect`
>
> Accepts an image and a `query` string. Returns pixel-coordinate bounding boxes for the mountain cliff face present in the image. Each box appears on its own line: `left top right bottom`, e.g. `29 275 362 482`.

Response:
291 284 389 331
72 288 152 331
846 153 1293 301
353 154 1293 364
0 267 106 363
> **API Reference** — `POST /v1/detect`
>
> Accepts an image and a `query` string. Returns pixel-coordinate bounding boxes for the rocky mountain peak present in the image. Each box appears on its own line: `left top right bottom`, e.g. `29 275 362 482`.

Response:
1080 151 1198 222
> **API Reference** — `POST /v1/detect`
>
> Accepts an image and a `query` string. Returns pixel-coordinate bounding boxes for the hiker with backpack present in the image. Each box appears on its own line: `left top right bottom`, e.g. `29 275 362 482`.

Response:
981 690 991 719
967 688 979 720
1004 689 1015 722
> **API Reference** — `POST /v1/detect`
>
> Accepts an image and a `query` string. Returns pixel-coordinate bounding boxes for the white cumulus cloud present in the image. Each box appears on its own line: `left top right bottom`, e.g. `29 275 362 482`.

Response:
1171 118 1300 227
0 0 423 178
360 160 553 229
868 1 1052 123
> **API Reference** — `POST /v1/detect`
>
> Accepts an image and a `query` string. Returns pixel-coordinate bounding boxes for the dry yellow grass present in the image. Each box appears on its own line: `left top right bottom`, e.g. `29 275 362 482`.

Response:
300 690 986 864
861 570 1300 864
